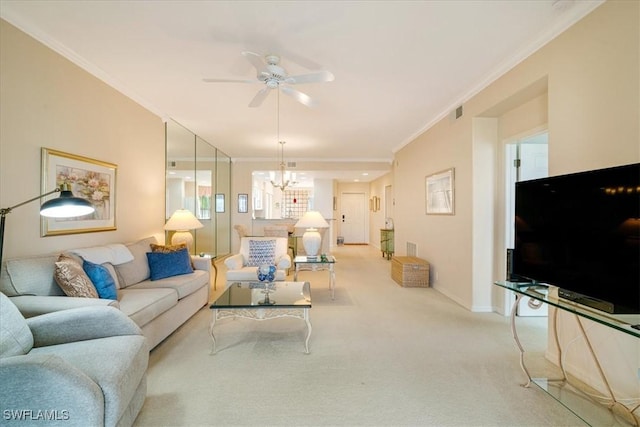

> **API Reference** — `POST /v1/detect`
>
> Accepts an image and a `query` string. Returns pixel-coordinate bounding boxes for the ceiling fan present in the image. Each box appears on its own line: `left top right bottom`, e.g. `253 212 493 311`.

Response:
203 51 334 108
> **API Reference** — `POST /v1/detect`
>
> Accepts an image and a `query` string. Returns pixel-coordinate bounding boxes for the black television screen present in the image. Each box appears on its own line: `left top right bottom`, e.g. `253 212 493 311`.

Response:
512 163 640 314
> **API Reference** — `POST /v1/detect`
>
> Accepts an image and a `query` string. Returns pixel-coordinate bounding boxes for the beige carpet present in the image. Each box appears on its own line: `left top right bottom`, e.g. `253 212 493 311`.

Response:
134 245 590 427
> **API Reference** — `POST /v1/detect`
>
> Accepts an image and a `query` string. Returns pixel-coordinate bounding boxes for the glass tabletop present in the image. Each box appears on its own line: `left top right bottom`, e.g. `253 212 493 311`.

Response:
495 281 640 338
211 281 311 309
294 255 335 264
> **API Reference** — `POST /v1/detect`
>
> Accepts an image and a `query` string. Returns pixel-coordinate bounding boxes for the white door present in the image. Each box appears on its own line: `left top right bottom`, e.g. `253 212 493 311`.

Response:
340 193 366 243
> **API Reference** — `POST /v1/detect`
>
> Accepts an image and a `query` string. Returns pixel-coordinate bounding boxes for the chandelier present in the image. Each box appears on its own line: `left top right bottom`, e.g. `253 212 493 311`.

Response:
270 90 290 191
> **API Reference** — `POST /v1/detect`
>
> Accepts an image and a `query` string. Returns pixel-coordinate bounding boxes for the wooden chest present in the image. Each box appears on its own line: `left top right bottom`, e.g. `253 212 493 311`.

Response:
391 256 430 287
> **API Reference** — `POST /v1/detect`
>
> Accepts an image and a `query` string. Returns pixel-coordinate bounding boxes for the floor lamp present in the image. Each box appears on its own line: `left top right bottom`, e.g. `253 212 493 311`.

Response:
0 184 95 267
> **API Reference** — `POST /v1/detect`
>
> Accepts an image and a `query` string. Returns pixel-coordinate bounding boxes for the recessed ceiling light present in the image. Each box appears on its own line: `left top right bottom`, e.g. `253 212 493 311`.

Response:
354 179 360 182
362 173 369 176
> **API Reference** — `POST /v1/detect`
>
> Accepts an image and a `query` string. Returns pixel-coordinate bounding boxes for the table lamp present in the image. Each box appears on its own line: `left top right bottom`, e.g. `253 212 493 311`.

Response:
0 184 95 266
295 211 329 257
164 209 203 251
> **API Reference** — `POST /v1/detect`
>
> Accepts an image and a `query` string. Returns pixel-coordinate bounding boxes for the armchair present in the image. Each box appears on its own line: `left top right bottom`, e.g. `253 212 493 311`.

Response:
224 237 291 282
0 292 148 427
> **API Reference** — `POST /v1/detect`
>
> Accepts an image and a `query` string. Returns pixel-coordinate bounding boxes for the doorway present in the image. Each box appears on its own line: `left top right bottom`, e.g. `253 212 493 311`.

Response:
505 132 548 316
340 192 366 243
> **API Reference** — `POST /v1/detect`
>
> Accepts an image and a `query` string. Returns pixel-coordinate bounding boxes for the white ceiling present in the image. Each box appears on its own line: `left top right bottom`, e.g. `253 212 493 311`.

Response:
1 0 602 182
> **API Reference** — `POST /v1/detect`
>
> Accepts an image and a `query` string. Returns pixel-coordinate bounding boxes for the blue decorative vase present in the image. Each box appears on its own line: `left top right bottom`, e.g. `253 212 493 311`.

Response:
257 264 276 282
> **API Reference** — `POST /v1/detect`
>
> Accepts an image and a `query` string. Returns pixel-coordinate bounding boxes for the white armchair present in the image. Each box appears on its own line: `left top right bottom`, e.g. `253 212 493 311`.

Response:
224 237 291 282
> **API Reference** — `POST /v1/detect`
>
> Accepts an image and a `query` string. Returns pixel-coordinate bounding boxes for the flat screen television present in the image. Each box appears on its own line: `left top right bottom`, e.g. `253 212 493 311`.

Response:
512 163 640 314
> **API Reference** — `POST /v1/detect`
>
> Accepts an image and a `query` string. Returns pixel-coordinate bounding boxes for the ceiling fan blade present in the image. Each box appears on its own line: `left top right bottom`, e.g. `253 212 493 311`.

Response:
281 86 317 108
202 78 258 83
285 70 335 85
249 87 271 108
241 51 267 75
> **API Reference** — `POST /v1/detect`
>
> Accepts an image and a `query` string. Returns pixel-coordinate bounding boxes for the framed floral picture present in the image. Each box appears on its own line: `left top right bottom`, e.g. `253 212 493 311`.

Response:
41 148 117 236
426 168 455 215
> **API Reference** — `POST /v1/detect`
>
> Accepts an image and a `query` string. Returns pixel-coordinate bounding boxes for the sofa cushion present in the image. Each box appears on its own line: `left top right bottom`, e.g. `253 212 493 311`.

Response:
128 270 208 299
82 260 118 300
0 292 34 357
70 243 134 265
117 288 177 328
146 249 193 281
246 239 277 267
1 255 63 297
114 237 157 288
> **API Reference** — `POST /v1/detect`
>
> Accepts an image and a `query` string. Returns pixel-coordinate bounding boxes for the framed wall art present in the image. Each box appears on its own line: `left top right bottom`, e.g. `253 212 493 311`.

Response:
425 168 455 215
238 194 248 213
41 147 117 236
215 193 225 213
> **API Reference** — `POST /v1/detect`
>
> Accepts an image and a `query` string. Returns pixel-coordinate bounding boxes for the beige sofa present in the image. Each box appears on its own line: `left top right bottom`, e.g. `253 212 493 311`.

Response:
0 237 210 350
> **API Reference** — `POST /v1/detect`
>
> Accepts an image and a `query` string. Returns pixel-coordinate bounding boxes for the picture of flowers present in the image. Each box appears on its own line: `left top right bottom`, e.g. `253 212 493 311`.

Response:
41 148 117 236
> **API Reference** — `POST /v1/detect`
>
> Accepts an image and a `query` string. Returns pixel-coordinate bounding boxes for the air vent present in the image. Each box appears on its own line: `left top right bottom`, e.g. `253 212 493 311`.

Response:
407 242 417 257
287 161 297 168
455 105 463 119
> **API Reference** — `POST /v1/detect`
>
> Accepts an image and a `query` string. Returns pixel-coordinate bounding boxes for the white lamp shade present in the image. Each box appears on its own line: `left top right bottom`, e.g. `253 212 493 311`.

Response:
294 211 329 229
164 209 203 231
295 211 329 257
40 188 95 218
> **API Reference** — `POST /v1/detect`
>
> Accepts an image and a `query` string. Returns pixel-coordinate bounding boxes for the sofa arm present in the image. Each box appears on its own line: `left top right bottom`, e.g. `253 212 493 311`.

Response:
10 295 118 318
27 306 143 348
191 256 212 272
224 254 245 270
0 354 104 426
276 254 292 270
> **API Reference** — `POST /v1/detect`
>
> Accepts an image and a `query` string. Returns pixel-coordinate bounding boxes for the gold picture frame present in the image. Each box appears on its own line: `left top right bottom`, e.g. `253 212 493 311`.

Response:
426 168 455 215
41 148 117 236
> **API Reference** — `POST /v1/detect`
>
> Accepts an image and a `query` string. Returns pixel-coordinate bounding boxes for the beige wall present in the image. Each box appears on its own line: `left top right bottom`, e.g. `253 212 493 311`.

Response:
393 0 639 311
0 19 166 259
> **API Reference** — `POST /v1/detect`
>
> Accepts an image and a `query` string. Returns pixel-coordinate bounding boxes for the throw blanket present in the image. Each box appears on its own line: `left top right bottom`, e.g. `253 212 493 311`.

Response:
71 244 134 265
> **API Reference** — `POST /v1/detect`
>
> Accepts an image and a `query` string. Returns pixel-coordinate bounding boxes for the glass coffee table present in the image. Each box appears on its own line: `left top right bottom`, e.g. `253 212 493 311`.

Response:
294 255 336 299
209 281 312 354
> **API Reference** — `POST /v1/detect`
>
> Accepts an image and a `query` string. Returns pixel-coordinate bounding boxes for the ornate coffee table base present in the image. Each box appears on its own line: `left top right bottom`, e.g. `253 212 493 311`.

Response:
209 307 312 354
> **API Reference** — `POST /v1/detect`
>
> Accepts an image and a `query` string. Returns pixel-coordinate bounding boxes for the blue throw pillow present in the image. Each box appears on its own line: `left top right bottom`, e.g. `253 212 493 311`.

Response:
146 248 194 281
82 259 118 300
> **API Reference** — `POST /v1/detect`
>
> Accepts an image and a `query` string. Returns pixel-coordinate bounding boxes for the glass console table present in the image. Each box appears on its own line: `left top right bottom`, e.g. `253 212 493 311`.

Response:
495 281 639 426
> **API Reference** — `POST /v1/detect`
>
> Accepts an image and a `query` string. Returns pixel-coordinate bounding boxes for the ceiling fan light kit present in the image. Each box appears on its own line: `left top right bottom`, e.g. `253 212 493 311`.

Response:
203 51 334 108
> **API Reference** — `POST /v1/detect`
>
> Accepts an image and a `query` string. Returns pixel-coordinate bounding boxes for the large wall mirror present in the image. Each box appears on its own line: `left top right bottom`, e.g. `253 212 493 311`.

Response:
166 120 231 257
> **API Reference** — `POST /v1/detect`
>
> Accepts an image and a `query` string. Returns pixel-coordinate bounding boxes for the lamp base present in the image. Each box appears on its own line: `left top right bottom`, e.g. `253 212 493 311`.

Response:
302 228 322 257
171 231 194 252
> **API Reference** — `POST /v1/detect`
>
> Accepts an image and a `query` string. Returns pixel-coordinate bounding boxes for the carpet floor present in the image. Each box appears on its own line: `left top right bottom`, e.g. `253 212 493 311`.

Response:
134 244 592 427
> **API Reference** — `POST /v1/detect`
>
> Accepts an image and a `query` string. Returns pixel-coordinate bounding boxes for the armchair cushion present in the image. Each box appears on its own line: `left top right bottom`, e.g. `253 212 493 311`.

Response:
26 306 143 347
0 292 33 357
